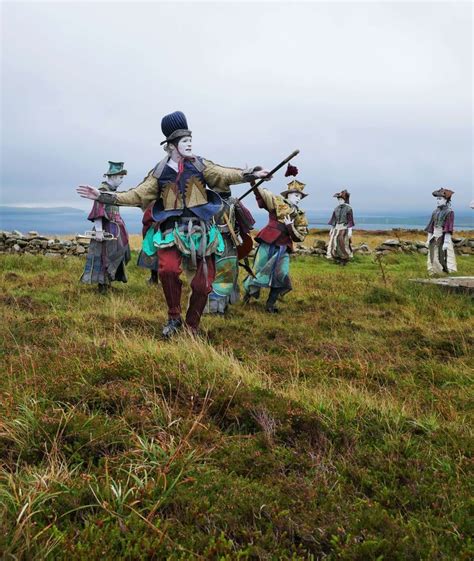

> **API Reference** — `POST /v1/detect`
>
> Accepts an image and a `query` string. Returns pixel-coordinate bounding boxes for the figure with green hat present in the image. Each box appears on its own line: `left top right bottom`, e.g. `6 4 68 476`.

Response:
243 166 309 313
77 111 270 336
80 161 131 293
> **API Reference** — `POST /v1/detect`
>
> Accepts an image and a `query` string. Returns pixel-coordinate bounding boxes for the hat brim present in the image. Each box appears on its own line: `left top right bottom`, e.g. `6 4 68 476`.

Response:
432 190 452 200
160 129 193 145
105 170 127 176
281 190 308 198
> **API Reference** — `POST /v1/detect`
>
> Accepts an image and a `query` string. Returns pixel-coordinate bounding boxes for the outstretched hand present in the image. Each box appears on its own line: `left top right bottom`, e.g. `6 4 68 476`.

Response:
254 169 272 181
76 185 100 200
283 215 294 226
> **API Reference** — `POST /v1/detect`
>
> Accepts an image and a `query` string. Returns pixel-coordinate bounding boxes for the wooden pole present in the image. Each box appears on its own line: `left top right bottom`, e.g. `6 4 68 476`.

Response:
238 149 300 201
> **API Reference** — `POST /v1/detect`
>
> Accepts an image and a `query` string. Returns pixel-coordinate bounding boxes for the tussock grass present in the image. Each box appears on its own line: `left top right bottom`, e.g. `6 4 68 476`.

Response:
1 247 473 559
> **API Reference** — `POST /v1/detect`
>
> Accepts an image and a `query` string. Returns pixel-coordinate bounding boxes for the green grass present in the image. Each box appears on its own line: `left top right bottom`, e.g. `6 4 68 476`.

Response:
1 249 473 560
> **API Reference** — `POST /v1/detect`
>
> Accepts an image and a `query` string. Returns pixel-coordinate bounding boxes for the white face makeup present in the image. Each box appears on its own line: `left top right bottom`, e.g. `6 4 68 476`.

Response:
177 136 193 156
106 175 125 189
436 196 446 207
287 192 303 206
337 197 345 204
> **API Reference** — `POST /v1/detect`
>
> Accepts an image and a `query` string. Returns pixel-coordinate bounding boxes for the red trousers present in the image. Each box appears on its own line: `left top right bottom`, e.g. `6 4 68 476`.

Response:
158 247 216 329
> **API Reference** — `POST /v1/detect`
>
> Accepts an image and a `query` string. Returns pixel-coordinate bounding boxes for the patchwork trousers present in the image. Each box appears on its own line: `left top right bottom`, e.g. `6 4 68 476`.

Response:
158 247 216 329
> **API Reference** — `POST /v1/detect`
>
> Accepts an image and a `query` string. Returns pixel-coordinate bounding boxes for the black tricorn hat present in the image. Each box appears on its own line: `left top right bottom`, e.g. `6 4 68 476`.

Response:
160 111 192 145
334 189 350 203
432 188 454 201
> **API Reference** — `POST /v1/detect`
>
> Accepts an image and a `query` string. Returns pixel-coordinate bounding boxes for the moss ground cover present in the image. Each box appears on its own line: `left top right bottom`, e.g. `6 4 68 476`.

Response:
1 235 473 560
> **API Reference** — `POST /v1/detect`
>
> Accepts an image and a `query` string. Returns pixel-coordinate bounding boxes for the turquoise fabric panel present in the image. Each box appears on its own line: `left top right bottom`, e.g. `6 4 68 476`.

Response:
142 228 158 256
141 224 225 255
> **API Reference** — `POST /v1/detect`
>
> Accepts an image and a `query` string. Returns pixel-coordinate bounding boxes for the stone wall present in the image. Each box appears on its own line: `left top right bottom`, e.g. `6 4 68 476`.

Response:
294 240 371 256
1 230 473 259
0 230 88 257
294 237 474 257
373 237 474 256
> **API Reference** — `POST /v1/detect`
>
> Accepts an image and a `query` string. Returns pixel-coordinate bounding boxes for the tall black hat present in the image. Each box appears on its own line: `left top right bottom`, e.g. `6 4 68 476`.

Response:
160 111 192 145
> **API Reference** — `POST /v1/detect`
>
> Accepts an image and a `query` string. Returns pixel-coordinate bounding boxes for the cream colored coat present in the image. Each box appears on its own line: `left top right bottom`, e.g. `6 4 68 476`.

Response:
114 159 248 211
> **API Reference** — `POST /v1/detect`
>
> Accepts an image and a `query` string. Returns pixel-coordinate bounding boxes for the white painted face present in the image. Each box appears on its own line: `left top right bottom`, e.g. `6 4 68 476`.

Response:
337 197 345 204
106 175 125 189
436 196 447 207
177 136 193 156
287 192 303 206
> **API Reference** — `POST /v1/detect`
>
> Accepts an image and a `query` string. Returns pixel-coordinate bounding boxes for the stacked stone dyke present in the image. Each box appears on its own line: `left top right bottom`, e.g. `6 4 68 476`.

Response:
292 237 473 257
293 240 372 256
2 230 472 259
374 238 474 256
0 230 89 257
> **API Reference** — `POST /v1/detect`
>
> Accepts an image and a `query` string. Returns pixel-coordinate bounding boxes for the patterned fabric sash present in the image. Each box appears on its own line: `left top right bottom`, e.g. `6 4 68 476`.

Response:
432 205 452 228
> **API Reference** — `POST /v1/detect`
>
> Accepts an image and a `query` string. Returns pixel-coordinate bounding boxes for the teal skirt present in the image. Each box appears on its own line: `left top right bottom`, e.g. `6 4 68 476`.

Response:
141 222 224 258
243 242 291 296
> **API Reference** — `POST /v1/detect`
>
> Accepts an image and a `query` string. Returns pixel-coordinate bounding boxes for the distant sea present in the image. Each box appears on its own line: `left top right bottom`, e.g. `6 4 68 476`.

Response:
0 206 473 235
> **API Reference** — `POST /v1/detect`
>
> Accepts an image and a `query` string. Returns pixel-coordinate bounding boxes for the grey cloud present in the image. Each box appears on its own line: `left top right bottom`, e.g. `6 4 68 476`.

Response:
1 1 472 213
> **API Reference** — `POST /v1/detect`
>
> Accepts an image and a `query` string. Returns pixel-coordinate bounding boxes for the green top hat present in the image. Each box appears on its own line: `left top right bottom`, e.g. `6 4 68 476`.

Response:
104 161 127 176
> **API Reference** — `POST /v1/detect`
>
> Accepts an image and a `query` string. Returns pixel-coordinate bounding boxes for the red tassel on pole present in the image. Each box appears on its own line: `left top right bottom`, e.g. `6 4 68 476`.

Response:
285 163 298 177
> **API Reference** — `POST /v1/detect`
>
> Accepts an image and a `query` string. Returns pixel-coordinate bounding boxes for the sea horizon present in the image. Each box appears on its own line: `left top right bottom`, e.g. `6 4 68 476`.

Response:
0 205 473 235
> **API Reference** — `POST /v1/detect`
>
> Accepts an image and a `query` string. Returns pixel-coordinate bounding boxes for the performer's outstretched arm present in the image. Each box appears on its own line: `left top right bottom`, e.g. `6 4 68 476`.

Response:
203 160 270 194
77 170 158 210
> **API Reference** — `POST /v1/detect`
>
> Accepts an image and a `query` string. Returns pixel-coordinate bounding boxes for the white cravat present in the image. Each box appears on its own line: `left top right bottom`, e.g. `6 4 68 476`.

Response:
167 158 179 172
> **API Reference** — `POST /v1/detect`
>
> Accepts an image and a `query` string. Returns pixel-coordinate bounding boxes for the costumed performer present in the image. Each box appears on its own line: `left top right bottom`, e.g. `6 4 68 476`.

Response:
80 161 131 293
425 188 457 275
326 189 354 265
243 167 308 313
77 111 270 336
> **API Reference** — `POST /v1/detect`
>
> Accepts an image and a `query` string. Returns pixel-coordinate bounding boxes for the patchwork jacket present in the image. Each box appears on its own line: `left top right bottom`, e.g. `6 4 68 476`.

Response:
254 187 308 251
97 156 258 225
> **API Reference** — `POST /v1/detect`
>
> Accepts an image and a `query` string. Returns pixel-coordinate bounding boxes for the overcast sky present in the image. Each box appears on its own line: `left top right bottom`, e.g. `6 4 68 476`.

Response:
1 0 472 213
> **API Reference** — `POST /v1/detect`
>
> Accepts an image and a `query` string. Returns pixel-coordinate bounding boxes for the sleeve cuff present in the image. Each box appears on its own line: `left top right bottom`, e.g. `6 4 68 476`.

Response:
97 192 118 205
242 166 263 183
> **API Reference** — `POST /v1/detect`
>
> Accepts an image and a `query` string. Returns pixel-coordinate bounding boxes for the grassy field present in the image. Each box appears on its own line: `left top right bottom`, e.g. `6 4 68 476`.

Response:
1 233 473 560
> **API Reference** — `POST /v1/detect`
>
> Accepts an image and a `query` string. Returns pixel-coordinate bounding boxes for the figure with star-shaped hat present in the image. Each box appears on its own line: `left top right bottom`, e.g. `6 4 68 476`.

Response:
80 161 131 293
77 111 270 337
243 167 309 313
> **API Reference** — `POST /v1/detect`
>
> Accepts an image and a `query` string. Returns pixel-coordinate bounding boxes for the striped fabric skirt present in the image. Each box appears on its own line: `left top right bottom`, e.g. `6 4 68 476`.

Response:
427 228 457 275
326 224 352 262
